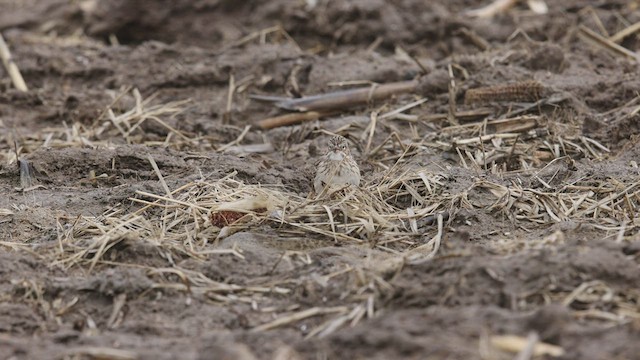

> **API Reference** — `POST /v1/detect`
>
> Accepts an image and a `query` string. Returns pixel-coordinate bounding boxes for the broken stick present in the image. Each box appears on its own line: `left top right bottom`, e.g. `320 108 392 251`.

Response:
257 111 332 130
253 80 419 112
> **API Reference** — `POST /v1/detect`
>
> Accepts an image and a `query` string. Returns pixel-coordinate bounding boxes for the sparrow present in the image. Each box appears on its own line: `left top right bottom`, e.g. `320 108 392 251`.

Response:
313 135 361 194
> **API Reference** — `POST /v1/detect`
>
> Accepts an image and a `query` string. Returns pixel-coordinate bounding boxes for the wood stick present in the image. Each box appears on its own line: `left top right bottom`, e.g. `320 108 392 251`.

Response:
0 33 28 92
272 80 419 112
257 111 332 130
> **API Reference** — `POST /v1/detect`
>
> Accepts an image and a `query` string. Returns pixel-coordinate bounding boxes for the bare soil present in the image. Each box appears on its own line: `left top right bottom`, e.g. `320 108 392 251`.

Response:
1 0 640 359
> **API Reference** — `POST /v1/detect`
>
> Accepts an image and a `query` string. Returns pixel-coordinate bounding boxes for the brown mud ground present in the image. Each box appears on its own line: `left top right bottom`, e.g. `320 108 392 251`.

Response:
1 0 640 359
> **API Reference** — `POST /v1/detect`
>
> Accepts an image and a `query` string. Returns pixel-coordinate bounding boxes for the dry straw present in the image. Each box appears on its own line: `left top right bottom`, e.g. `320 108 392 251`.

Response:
1 53 632 338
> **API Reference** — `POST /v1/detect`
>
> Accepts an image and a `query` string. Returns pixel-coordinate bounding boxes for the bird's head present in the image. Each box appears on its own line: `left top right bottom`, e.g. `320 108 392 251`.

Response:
328 135 350 155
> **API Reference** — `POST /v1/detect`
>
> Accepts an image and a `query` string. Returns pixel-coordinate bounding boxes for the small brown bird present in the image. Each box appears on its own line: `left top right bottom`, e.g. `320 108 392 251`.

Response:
314 135 361 194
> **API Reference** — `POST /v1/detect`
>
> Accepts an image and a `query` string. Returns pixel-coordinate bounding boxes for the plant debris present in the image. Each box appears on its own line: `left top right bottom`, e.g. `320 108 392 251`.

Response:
1 0 640 359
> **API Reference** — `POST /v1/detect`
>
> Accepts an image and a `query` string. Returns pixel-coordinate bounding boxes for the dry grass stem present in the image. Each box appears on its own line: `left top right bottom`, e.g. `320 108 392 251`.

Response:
609 21 640 43
578 25 639 61
0 33 28 91
61 347 138 360
9 88 195 155
251 306 348 332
